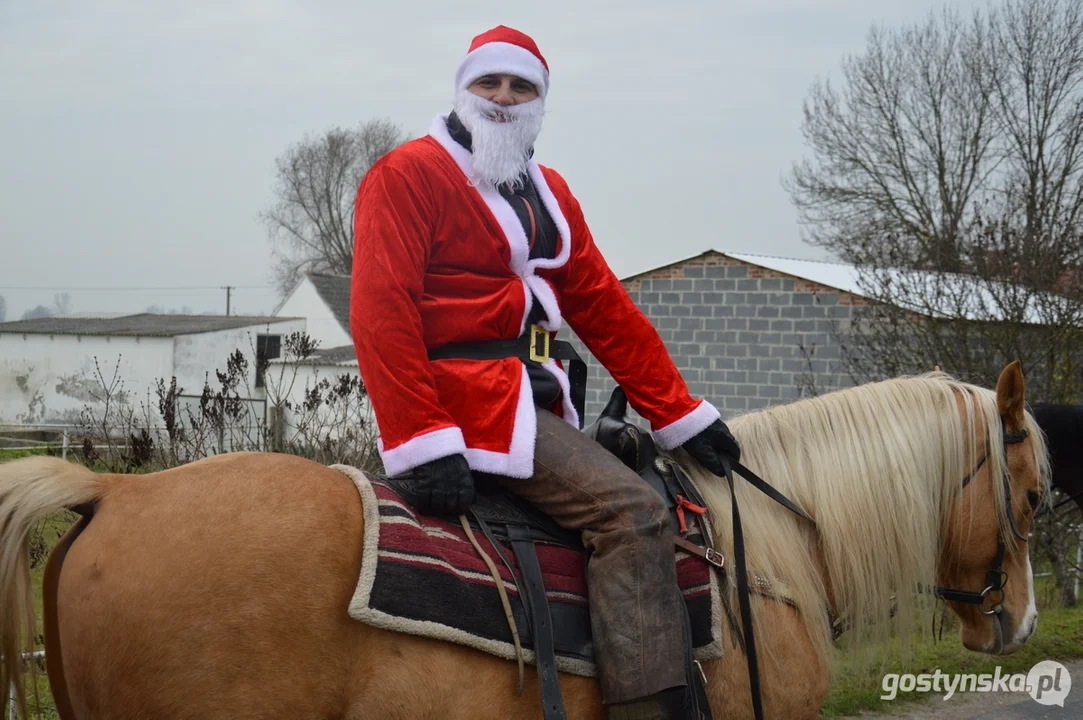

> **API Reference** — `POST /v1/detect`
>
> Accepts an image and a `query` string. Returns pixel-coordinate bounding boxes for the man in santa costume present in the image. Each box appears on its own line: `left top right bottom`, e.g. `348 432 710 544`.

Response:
350 25 740 720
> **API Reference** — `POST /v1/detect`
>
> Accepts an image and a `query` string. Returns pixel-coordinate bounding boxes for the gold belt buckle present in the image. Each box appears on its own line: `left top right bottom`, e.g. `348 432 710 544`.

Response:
529 324 550 363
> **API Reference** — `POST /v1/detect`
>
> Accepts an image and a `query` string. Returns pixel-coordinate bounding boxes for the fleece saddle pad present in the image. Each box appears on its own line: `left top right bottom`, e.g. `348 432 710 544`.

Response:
333 465 724 677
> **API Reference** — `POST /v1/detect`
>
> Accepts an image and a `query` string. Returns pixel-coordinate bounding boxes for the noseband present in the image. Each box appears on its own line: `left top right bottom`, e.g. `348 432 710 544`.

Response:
935 427 1029 616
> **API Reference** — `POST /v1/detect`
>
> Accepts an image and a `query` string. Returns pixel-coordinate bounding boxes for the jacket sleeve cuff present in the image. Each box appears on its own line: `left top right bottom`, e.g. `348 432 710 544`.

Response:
652 400 721 450
378 426 468 477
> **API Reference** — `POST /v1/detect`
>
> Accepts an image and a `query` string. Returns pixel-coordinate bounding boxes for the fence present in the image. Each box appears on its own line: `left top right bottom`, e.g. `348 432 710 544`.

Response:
0 423 74 458
0 393 270 459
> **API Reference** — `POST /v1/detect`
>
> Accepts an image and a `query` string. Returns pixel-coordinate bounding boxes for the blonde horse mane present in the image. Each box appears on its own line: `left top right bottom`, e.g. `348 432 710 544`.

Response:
676 372 1050 669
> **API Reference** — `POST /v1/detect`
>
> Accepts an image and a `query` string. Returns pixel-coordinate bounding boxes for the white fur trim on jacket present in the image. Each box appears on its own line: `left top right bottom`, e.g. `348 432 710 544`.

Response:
428 114 572 336
462 363 539 478
652 400 721 450
541 359 580 430
378 426 469 477
455 42 549 99
525 160 571 271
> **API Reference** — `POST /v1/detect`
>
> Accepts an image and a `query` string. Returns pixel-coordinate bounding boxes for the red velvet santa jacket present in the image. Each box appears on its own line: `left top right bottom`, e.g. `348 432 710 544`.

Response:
350 114 720 478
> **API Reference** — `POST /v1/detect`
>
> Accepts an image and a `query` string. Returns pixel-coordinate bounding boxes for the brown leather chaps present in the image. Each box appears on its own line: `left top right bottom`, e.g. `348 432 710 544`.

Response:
488 408 688 704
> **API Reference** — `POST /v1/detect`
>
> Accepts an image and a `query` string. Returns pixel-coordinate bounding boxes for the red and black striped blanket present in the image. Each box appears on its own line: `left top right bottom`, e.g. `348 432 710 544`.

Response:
334 465 724 677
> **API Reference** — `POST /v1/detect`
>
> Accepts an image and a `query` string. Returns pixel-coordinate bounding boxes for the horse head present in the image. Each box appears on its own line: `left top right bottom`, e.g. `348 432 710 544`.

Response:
936 361 1049 655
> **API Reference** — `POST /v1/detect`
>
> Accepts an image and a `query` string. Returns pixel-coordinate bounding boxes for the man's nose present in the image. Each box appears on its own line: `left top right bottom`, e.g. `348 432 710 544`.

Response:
492 84 514 105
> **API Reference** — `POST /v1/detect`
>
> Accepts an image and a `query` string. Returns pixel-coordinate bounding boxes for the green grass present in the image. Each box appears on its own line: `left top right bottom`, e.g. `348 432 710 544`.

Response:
0 448 54 461
820 573 1083 717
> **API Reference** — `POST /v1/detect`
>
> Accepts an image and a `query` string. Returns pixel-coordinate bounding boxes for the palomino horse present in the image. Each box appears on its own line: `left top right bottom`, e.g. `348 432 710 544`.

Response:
0 362 1050 719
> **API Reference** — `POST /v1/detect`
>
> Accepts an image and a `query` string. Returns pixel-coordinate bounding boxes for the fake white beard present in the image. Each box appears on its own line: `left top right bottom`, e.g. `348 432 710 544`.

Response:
453 89 545 190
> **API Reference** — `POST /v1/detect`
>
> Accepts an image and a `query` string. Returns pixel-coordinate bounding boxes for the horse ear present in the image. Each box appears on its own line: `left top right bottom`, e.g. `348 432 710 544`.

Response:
600 386 628 420
996 360 1026 430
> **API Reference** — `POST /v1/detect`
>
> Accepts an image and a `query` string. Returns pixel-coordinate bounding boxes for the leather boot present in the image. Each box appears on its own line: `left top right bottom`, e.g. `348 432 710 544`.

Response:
606 687 695 720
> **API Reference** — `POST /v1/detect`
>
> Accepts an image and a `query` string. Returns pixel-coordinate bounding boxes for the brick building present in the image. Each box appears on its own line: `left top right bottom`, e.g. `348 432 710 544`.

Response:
566 250 870 424
271 250 875 426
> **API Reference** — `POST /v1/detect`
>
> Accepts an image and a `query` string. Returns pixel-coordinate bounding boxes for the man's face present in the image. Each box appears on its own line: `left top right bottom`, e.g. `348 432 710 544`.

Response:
467 73 538 110
454 72 544 189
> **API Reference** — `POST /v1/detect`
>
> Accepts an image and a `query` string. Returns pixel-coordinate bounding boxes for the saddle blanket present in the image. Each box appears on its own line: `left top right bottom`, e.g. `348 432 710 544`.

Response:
334 465 724 677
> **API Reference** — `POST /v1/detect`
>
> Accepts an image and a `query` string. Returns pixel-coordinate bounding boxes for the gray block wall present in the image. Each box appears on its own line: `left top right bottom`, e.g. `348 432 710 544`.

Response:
564 260 855 426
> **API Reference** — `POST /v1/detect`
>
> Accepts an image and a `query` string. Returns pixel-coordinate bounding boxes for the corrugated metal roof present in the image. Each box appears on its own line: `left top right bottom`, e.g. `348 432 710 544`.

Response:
0 313 303 337
726 252 867 295
725 251 1065 323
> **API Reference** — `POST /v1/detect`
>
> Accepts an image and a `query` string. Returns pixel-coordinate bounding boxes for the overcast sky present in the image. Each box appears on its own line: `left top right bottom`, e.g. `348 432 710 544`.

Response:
0 0 983 320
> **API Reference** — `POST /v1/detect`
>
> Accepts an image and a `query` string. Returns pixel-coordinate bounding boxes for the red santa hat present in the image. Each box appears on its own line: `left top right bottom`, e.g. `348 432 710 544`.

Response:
454 25 550 100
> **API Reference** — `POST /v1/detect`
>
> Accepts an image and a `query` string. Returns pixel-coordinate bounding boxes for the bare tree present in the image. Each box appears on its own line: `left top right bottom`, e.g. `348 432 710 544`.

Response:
53 292 73 316
840 207 1083 401
789 0 1083 397
986 0 1083 258
792 0 1083 604
787 0 1083 274
21 305 53 321
0 294 6 323
263 118 409 296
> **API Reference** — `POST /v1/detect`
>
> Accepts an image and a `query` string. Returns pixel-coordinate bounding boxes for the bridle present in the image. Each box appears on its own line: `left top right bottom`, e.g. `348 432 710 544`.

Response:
934 427 1030 616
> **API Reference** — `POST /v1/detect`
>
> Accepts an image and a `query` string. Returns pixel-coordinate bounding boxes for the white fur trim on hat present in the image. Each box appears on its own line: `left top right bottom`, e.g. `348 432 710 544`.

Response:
455 41 549 99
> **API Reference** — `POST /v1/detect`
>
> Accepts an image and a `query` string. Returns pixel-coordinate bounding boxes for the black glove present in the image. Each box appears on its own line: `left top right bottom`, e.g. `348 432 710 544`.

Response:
681 419 741 475
405 454 476 516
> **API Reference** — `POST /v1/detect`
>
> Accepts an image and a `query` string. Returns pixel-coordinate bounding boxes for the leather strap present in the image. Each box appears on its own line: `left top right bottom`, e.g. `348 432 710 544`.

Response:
507 525 567 720
472 512 522 594
674 582 713 719
937 540 1007 606
427 335 583 364
721 456 765 720
674 536 725 569
732 460 814 523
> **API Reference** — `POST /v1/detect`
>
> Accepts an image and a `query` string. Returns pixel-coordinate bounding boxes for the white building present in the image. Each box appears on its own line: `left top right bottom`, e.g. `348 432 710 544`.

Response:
273 272 353 351
0 313 305 426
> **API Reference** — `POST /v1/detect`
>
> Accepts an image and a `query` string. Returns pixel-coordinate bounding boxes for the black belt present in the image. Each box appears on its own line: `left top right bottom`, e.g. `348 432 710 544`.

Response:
427 324 587 428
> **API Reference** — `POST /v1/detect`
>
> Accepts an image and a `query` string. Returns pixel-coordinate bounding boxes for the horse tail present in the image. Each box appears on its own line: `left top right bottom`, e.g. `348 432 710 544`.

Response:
0 457 102 718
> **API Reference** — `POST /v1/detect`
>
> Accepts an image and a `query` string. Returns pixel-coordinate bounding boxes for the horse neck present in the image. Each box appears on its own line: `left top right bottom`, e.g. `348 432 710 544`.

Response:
704 381 982 656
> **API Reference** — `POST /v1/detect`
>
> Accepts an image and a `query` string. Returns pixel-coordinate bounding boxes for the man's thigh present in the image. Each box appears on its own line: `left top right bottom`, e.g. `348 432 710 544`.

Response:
486 408 664 534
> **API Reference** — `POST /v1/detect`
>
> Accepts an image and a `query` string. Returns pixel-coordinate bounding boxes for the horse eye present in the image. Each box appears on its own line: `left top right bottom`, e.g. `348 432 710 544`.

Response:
1026 490 1041 511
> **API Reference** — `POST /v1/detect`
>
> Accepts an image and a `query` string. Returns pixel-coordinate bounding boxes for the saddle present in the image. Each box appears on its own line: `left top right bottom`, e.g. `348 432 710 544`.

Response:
384 387 718 720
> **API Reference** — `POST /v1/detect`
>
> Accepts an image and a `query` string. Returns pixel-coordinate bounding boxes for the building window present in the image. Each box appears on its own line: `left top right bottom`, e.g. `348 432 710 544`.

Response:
256 334 281 388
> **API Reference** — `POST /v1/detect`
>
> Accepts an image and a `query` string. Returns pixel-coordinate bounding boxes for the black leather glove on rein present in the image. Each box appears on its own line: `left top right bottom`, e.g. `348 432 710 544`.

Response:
404 454 476 516
681 419 741 475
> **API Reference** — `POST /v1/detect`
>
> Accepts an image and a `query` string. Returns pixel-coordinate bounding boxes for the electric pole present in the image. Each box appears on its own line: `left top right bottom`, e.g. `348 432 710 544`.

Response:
221 286 234 316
